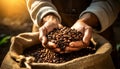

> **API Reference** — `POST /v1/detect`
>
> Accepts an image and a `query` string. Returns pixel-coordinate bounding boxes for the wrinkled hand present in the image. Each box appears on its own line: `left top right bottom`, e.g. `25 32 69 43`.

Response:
39 14 63 51
64 19 93 53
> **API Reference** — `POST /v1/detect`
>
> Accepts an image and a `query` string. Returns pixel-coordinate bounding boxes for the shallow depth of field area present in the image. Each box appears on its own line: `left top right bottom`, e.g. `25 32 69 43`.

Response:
0 0 33 66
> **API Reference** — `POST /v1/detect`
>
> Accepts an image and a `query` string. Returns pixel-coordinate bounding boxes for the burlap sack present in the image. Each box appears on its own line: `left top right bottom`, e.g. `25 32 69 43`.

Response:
1 32 115 69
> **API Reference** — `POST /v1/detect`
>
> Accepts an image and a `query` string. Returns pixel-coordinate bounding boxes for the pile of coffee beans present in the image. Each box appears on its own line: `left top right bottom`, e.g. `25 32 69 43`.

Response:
47 27 83 51
23 43 96 63
23 27 96 63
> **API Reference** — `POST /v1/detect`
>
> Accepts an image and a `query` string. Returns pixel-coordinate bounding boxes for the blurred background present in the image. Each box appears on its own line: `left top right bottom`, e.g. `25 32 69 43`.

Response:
0 0 33 66
0 0 32 35
0 0 120 68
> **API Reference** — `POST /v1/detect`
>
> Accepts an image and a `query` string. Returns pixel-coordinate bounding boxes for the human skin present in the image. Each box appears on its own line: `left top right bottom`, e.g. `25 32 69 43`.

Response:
39 12 99 53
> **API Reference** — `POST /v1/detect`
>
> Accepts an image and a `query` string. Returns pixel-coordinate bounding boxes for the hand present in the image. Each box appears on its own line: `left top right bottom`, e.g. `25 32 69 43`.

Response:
38 14 63 51
64 12 99 53
63 20 92 53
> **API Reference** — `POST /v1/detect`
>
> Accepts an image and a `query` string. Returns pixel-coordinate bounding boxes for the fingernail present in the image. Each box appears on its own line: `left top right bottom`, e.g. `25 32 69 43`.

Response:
70 43 74 47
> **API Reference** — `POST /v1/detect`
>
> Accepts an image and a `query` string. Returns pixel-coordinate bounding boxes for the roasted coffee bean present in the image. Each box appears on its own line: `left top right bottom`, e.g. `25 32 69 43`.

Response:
23 45 96 63
23 27 96 63
60 45 66 51
47 27 84 50
51 40 57 44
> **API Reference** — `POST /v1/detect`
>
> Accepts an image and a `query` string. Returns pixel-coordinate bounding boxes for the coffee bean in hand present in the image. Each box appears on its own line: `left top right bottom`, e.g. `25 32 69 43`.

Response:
23 27 96 63
47 27 83 51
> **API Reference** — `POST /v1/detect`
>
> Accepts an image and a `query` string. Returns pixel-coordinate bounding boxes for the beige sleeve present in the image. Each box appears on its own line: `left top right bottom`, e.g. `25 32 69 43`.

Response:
80 0 120 33
26 0 61 27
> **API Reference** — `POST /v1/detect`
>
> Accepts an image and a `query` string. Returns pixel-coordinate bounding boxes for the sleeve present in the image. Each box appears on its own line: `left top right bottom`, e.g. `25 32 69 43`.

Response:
80 0 120 33
25 0 61 27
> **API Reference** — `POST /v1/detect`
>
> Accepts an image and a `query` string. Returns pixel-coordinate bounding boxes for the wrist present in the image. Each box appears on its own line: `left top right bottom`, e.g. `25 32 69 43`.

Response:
79 12 101 30
42 13 60 24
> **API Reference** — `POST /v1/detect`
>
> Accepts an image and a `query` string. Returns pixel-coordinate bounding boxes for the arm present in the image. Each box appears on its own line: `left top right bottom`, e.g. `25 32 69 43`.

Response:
25 0 61 27
26 0 63 53
80 0 120 33
67 0 120 53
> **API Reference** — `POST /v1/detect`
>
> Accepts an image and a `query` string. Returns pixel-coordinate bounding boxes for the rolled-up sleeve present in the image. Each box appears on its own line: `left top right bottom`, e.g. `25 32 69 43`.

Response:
80 0 120 33
26 0 61 27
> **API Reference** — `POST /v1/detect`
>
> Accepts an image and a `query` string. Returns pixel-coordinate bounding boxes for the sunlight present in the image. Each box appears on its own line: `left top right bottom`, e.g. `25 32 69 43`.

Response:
0 0 27 16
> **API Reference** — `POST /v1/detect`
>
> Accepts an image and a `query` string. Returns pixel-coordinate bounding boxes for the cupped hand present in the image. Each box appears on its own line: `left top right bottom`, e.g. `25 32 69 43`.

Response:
38 14 63 52
64 19 93 53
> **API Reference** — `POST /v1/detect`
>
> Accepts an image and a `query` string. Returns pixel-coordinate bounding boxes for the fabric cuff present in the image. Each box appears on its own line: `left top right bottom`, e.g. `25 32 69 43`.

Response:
80 2 112 33
36 7 61 27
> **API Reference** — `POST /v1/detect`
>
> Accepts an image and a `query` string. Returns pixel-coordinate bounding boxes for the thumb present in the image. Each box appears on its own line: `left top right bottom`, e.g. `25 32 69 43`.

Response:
83 27 92 45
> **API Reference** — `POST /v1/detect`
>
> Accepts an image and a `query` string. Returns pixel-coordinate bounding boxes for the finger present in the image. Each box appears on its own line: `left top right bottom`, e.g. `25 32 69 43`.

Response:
83 27 92 45
47 41 57 49
53 48 61 53
65 47 81 53
58 23 63 29
39 27 44 41
39 27 47 47
47 42 63 53
69 41 84 48
71 22 84 33
42 36 47 47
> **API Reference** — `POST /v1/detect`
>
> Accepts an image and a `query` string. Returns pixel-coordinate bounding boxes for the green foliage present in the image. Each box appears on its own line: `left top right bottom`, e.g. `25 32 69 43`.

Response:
0 36 11 46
